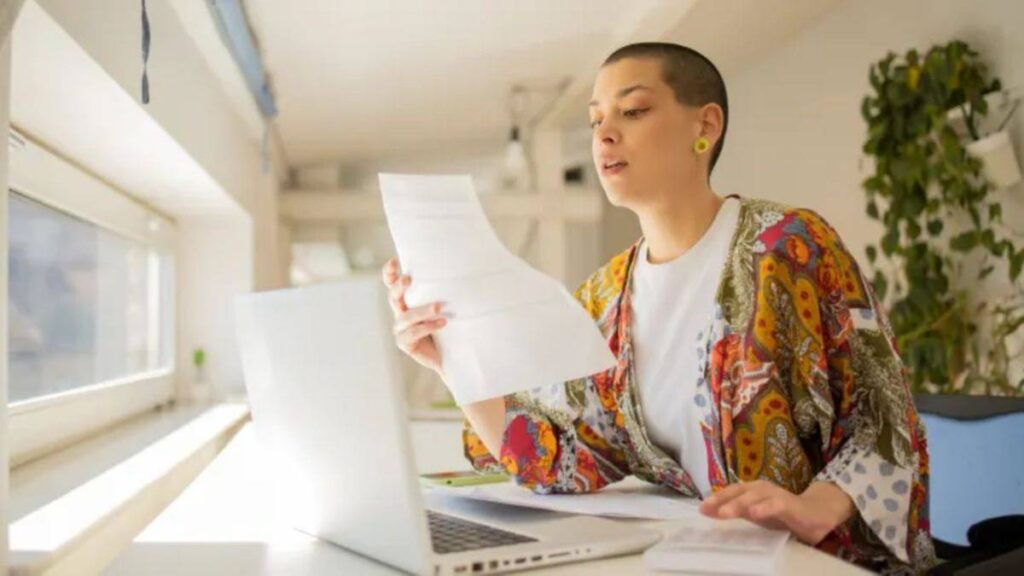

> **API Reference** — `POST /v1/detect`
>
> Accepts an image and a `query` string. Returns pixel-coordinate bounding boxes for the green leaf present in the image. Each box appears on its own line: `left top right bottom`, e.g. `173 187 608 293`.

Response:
861 97 874 121
927 220 943 236
950 231 978 252
981 229 996 251
882 228 900 256
863 175 883 192
869 66 883 91
873 271 889 301
866 201 879 219
866 245 878 264
880 53 894 77
989 203 1002 222
907 219 922 239
890 157 912 183
1011 250 1024 282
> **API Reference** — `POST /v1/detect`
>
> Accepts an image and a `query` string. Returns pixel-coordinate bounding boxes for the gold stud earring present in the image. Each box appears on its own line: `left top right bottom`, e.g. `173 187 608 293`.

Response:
694 137 711 154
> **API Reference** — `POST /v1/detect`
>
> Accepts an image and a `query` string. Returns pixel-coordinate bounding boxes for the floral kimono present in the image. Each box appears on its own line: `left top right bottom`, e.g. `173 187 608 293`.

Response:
463 198 936 574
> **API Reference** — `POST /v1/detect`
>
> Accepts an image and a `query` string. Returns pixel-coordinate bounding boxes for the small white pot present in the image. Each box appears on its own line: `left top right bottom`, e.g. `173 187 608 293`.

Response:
966 129 1022 189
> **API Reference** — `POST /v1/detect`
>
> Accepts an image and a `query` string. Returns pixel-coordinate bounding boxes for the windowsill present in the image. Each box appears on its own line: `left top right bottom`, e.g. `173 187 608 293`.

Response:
7 400 250 575
9 402 206 522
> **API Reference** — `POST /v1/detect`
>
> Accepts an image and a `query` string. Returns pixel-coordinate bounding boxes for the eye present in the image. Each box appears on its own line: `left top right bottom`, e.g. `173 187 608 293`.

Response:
590 106 650 129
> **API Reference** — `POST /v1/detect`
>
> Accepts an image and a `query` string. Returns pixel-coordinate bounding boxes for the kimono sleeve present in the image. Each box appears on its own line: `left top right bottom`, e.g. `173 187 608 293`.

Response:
794 210 935 571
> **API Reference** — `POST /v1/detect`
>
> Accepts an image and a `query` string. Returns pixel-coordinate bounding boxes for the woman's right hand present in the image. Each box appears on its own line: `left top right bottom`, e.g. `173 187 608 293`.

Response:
381 257 447 377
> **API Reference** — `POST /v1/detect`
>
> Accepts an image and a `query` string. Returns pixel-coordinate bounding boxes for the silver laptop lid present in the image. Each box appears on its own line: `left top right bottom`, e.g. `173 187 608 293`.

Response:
235 277 431 574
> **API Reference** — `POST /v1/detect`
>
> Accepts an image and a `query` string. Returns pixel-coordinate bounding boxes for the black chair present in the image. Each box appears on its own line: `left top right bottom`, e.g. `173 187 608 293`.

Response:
915 393 1024 574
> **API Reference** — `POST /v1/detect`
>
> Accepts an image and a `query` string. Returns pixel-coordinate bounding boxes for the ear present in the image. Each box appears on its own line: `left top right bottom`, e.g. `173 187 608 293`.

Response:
697 102 725 148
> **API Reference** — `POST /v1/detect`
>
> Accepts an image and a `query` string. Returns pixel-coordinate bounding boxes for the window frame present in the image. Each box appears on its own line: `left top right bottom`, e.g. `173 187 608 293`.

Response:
7 131 177 466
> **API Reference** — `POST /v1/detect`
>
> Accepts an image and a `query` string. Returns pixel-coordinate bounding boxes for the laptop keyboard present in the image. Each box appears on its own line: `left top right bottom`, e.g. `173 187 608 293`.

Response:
427 510 538 554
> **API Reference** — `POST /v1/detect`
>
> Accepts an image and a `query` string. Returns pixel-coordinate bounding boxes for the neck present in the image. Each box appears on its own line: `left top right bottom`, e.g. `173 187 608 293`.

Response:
637 180 723 264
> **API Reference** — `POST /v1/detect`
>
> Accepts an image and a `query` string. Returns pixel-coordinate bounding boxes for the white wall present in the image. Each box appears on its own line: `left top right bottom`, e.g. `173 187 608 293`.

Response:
330 144 510 194
713 0 1024 264
176 216 254 400
252 173 283 291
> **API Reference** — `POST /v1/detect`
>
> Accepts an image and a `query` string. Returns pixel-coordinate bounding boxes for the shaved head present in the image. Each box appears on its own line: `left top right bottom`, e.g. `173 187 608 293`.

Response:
603 43 728 173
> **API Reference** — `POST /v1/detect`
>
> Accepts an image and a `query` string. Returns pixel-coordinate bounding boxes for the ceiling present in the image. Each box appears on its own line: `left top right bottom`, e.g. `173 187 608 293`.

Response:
243 0 843 168
244 0 667 166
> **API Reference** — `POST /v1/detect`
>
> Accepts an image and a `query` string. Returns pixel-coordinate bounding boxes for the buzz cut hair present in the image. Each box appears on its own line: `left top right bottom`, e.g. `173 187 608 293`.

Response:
603 42 729 175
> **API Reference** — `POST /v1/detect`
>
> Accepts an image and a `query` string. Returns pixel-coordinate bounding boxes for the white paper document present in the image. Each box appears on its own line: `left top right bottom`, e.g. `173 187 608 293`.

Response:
643 523 790 575
431 480 704 521
380 173 617 405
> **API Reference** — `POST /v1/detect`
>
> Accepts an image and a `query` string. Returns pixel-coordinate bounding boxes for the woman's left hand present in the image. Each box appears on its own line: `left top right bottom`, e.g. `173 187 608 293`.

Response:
698 480 855 545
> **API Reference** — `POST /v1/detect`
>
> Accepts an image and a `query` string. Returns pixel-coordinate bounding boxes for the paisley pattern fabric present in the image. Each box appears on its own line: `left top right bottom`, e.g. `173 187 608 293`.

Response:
463 198 936 574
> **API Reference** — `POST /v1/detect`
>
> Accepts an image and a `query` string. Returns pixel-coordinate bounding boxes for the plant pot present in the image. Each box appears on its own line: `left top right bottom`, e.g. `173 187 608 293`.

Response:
945 89 1016 139
966 129 1022 189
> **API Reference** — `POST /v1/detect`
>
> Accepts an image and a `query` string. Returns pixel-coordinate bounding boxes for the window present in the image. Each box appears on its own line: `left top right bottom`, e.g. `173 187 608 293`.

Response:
8 192 173 403
6 133 177 466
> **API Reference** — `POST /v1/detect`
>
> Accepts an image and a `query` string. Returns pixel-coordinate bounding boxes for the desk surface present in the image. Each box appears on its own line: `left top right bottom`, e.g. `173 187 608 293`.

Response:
103 424 870 576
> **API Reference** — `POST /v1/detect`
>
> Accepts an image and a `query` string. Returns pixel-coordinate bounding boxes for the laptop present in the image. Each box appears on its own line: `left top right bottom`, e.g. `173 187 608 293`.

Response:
234 277 660 575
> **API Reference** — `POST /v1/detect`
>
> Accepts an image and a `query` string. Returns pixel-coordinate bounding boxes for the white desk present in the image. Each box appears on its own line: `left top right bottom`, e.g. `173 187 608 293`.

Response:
103 424 870 575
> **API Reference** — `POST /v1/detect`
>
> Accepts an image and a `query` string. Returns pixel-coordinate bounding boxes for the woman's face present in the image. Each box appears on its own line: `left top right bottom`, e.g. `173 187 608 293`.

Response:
589 57 709 210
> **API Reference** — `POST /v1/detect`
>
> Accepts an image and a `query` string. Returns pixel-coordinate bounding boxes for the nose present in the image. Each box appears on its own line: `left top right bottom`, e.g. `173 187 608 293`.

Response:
593 120 620 146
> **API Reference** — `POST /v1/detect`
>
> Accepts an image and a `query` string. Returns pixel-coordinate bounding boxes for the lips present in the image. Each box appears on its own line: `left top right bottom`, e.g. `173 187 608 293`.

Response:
600 158 629 176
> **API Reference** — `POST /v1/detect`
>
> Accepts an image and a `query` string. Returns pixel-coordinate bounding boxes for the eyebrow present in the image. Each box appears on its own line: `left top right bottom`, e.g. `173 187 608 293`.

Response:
588 84 651 107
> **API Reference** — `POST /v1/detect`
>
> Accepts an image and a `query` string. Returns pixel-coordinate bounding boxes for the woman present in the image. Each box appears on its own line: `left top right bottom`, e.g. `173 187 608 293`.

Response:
382 43 935 574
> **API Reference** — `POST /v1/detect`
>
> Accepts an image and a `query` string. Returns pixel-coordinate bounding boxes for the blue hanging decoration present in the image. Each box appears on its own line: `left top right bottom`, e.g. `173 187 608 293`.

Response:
209 0 279 173
141 0 151 104
208 0 278 118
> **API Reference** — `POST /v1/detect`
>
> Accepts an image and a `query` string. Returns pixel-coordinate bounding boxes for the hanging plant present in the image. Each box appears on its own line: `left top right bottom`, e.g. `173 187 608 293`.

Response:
860 40 1024 394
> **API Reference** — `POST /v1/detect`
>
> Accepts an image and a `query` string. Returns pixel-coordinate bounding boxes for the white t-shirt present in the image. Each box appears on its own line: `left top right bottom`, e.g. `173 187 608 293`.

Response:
630 197 740 497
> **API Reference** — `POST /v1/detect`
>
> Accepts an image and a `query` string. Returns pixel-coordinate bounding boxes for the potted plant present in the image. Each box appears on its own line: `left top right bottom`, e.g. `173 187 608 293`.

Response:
944 67 1021 189
964 120 1021 189
861 40 1024 395
192 347 211 403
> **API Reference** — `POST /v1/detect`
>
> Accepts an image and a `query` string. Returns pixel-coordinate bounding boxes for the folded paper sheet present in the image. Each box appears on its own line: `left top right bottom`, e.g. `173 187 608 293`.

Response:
380 173 616 405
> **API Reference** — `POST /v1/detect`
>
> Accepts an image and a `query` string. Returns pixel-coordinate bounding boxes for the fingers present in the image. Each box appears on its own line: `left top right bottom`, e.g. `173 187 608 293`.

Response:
381 258 412 314
700 480 806 537
715 489 773 519
700 480 783 518
388 274 411 313
395 316 447 352
699 481 750 515
748 495 787 520
394 303 445 334
381 258 449 364
381 257 399 285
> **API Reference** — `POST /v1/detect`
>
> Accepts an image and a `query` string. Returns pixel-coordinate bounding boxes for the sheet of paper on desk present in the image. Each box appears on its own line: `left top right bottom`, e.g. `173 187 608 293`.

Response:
380 173 617 406
643 523 790 575
431 480 704 521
